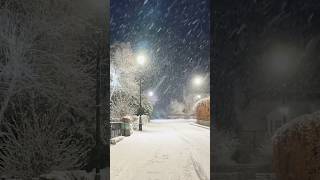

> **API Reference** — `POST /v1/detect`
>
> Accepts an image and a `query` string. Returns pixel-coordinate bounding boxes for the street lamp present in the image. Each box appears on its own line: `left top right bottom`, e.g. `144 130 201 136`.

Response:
136 52 148 131
137 53 146 66
192 75 203 87
148 91 154 97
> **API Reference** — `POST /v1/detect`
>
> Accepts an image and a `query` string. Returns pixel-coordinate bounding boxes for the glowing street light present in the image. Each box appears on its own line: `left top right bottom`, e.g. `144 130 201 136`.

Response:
136 53 146 66
192 75 203 87
148 91 154 97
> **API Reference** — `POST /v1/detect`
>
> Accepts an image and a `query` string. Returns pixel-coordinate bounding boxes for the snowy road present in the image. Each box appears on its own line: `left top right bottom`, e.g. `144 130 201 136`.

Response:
110 119 210 180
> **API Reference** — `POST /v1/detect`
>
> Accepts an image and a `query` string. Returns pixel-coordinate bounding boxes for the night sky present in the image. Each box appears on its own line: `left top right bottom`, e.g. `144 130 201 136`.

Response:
111 0 210 114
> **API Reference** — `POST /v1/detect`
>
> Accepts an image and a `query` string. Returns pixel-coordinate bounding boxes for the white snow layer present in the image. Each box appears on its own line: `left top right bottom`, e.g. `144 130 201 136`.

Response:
110 119 210 180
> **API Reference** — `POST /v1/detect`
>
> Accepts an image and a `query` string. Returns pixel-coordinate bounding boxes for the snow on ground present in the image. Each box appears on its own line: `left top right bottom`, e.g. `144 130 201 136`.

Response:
110 119 210 180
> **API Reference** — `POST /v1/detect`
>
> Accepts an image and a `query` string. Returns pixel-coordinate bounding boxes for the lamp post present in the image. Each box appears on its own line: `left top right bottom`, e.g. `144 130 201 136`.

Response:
139 78 143 131
136 52 147 131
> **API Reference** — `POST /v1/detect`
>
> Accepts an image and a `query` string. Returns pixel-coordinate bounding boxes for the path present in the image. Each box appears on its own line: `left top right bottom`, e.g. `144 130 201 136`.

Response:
110 119 210 180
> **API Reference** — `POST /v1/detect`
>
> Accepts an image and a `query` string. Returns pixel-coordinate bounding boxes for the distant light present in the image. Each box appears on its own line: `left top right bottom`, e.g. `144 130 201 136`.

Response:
192 76 203 86
148 91 154 97
196 95 201 99
137 54 146 65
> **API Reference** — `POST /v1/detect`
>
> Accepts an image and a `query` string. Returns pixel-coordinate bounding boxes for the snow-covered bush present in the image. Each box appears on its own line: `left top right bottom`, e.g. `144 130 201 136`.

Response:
273 111 320 180
182 90 210 115
142 101 153 116
194 97 210 121
0 108 91 179
110 90 153 119
213 128 239 165
0 108 92 178
111 90 138 118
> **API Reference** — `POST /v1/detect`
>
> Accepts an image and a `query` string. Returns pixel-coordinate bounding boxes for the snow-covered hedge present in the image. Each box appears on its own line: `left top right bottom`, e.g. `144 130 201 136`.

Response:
195 97 210 121
272 111 320 180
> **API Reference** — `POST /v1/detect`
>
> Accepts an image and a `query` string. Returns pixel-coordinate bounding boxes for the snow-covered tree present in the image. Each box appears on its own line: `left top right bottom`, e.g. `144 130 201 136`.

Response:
110 43 138 118
0 0 106 177
0 0 96 122
111 90 138 118
110 42 153 119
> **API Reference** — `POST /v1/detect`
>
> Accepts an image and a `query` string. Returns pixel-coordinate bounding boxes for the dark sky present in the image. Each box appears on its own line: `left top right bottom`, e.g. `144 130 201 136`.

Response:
111 0 210 114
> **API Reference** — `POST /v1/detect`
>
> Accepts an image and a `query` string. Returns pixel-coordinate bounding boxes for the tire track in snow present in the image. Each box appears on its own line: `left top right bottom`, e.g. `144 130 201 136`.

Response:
173 126 209 180
190 154 209 180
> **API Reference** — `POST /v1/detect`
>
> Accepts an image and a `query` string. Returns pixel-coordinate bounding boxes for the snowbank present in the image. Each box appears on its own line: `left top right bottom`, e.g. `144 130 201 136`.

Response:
110 136 125 145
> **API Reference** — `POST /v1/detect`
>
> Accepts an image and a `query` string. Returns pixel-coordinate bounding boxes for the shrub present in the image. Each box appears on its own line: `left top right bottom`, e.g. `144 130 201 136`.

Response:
273 111 320 180
0 110 91 179
195 97 210 121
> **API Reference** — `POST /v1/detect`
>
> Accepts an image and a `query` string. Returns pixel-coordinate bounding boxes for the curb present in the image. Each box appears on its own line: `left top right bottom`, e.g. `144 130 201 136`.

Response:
189 122 210 129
